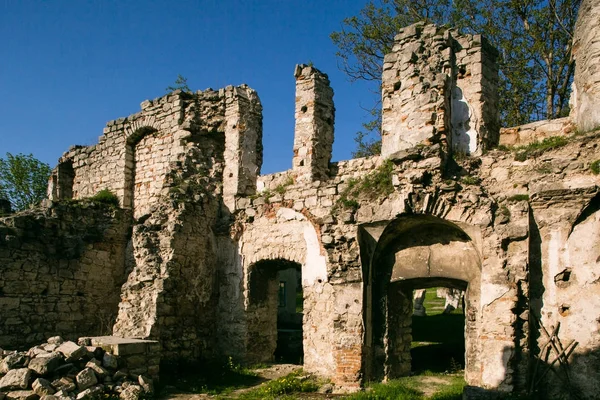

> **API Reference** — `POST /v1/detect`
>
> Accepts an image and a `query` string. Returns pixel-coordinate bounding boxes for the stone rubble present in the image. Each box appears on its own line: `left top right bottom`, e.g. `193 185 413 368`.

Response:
0 338 153 400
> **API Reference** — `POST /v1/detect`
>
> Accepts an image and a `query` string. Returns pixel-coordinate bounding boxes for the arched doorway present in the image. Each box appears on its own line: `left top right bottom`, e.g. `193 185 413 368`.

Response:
364 214 481 382
246 258 304 364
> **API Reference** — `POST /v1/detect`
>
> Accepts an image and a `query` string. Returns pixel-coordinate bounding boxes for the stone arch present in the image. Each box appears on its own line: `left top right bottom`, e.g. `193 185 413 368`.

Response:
239 208 330 368
124 115 160 143
363 213 482 382
122 125 159 212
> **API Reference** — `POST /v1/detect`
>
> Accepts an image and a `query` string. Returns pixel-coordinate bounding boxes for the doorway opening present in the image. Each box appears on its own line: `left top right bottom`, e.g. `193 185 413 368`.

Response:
410 285 465 374
364 214 481 382
247 259 304 364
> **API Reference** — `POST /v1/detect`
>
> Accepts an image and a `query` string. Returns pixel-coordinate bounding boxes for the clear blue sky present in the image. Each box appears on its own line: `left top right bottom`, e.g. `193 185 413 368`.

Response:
0 0 377 175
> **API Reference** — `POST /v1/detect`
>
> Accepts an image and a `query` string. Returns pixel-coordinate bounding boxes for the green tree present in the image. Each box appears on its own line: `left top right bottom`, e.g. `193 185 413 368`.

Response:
331 0 580 156
165 74 191 93
0 153 51 211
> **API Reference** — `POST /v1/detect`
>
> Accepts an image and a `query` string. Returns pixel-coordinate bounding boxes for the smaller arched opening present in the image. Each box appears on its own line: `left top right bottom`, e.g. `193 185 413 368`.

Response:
246 258 304 364
123 126 158 212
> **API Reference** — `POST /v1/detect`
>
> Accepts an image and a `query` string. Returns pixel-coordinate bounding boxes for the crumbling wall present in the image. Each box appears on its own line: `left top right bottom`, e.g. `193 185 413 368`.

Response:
113 133 225 362
381 23 498 157
48 86 262 213
292 64 335 183
0 201 130 348
572 0 600 132
499 117 574 147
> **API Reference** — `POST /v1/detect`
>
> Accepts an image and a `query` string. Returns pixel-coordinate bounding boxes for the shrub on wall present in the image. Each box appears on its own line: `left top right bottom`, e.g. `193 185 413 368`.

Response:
90 189 120 207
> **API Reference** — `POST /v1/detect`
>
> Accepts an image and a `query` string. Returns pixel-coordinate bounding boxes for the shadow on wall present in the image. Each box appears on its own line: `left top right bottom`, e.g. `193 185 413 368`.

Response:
465 344 600 399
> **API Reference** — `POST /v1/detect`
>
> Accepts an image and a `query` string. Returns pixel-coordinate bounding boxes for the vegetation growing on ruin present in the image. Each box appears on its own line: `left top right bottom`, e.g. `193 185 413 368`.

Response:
345 374 465 400
460 175 480 185
235 370 319 399
513 136 569 161
90 188 120 207
507 194 529 202
591 160 600 175
274 175 295 195
334 160 394 213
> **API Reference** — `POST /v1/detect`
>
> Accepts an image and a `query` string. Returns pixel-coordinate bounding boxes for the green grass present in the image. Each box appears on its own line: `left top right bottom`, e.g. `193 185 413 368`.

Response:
507 194 529 202
591 160 600 175
343 374 466 400
513 136 569 161
230 370 319 400
460 175 479 185
343 380 423 399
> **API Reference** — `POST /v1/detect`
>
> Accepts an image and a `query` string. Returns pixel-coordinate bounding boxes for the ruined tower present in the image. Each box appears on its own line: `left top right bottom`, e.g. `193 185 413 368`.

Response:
292 64 335 182
381 23 499 157
572 0 600 132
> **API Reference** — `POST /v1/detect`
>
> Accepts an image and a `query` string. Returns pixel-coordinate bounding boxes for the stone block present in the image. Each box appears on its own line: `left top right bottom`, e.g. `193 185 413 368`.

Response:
28 353 63 376
75 369 97 391
85 362 108 380
32 379 55 397
56 342 86 362
118 385 142 400
0 354 28 374
50 378 75 393
0 369 32 391
75 386 102 400
5 391 38 400
101 354 118 370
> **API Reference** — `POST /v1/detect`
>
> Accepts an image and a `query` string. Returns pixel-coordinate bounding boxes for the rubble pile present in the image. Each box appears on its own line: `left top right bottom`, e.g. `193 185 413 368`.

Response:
0 337 153 400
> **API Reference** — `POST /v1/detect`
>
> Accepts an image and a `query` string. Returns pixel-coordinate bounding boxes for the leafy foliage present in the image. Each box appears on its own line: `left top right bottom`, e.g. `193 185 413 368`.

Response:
90 189 120 207
331 0 580 155
590 160 600 175
334 160 395 212
0 153 51 211
166 74 191 93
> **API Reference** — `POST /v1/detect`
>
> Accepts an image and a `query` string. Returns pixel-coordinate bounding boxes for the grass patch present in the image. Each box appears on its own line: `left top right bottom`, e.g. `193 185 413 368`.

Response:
233 370 319 400
89 189 119 207
460 175 480 185
513 136 569 161
591 160 600 175
333 160 394 213
158 358 263 396
344 380 423 400
344 374 466 400
274 175 294 195
507 194 529 202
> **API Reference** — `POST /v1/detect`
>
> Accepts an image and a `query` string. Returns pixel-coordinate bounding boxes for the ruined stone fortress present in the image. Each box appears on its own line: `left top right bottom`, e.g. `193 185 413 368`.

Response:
1 1 600 398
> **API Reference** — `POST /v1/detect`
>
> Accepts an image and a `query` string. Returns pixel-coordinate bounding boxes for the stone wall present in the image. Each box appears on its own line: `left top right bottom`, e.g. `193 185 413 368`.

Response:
48 86 262 214
292 64 335 183
112 133 225 362
499 117 574 147
4 13 600 399
0 201 130 349
381 23 499 157
572 0 600 132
